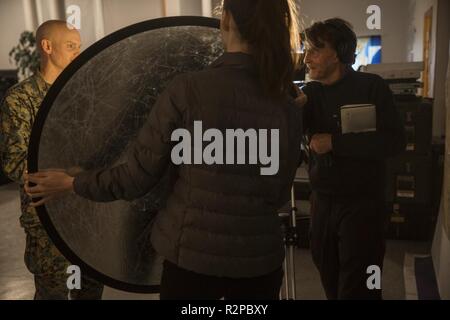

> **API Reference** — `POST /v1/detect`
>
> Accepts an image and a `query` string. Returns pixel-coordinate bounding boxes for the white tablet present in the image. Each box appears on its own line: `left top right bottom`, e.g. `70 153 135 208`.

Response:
340 104 377 134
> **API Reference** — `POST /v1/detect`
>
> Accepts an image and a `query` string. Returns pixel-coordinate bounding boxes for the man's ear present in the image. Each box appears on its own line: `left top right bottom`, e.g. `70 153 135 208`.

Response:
330 50 340 64
40 39 52 55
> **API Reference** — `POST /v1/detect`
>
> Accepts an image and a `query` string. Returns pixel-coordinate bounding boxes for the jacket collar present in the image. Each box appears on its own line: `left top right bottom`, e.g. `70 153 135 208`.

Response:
34 71 51 92
210 52 256 71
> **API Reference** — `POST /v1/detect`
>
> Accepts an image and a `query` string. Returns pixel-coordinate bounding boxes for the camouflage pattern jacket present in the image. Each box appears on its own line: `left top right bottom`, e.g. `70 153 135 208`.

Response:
0 72 50 229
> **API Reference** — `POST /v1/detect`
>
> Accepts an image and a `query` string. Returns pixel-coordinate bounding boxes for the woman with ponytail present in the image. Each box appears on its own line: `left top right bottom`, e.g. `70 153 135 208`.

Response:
26 0 303 299
222 0 300 97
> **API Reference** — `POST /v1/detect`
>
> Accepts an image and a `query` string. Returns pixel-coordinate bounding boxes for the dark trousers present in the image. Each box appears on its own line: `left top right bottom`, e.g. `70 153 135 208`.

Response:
309 192 387 300
160 260 283 300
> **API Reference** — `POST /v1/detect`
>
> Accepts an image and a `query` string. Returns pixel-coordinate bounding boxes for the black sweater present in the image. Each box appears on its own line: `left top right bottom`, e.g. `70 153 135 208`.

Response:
302 69 406 198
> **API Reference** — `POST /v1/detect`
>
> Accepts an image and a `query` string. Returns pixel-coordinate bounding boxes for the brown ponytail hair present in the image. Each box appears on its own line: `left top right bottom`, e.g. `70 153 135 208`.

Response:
222 0 300 98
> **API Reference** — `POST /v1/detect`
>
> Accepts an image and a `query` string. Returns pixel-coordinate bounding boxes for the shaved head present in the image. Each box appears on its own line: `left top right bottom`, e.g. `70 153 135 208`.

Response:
36 20 81 74
36 20 79 54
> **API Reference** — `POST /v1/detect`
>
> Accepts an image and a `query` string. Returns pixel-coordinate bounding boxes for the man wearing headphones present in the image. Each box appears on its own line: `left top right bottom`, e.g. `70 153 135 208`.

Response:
299 18 406 299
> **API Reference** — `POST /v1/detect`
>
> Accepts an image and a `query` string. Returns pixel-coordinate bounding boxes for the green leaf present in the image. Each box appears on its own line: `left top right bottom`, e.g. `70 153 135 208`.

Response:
9 30 38 76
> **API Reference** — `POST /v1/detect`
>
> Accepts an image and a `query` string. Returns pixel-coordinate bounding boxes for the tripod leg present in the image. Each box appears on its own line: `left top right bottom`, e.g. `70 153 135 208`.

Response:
282 245 290 299
289 245 297 299
289 186 297 300
280 185 299 300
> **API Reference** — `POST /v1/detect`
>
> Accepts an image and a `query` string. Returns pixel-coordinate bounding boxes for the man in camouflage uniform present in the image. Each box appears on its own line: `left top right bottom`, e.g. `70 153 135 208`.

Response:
0 20 103 300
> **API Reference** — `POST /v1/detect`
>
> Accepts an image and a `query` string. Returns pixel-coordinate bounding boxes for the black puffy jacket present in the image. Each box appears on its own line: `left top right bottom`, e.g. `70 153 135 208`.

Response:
74 53 302 278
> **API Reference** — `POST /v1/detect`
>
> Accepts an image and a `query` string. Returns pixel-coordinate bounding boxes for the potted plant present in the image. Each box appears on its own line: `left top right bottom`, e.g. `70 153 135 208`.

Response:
9 31 40 80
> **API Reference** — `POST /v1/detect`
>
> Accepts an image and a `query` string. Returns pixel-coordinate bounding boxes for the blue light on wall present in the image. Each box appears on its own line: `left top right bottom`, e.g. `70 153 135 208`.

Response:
354 35 382 70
